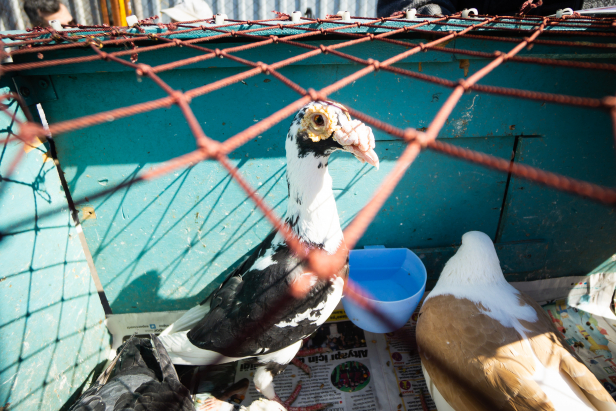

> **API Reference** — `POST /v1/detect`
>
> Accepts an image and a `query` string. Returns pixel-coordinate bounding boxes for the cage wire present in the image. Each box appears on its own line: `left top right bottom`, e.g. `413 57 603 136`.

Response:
2 11 616 360
206 0 379 21
0 0 103 31
123 0 378 25
0 0 377 30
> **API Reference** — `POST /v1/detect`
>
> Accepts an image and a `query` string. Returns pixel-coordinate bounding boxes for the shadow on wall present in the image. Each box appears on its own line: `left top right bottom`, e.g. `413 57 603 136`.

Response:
75 147 288 314
109 242 258 313
0 92 110 411
112 270 204 312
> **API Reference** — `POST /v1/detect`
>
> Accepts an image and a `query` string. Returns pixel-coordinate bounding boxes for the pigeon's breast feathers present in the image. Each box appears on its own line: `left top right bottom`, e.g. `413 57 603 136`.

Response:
426 231 538 330
284 101 379 254
431 231 511 289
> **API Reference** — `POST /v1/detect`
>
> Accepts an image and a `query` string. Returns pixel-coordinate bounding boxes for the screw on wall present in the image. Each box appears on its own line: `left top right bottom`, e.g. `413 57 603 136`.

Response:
11 75 57 106
19 86 31 97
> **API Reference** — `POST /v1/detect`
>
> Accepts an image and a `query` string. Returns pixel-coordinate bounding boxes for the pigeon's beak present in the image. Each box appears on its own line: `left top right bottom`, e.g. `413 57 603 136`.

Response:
333 118 380 170
345 144 379 169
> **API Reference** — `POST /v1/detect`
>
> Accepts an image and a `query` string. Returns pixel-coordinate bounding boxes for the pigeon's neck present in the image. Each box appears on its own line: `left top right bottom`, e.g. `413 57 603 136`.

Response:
427 243 538 329
430 244 510 294
285 147 343 255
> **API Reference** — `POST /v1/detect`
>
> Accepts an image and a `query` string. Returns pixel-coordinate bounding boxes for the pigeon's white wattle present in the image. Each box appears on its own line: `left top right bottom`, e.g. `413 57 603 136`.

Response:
333 116 379 169
417 231 616 411
158 101 379 406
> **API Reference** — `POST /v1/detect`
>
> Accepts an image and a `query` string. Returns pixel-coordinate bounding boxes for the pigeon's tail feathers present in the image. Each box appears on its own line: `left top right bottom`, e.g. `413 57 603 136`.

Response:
159 331 248 365
95 334 138 386
243 399 286 411
160 301 211 336
560 353 616 410
150 333 180 382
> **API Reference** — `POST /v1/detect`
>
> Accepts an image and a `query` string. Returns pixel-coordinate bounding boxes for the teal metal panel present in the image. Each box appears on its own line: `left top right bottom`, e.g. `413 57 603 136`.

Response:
83 136 513 313
39 58 517 313
498 123 616 280
18 40 614 142
333 138 513 248
416 239 548 289
0 85 109 411
14 41 455 76
5 27 616 316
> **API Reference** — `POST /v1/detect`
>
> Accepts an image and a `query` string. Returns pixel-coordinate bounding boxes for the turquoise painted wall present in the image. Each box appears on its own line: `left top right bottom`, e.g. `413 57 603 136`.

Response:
1 21 615 409
5 25 616 314
0 86 109 411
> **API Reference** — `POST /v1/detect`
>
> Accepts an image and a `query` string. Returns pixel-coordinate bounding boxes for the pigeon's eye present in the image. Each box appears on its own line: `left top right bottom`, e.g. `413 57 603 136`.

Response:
300 104 339 142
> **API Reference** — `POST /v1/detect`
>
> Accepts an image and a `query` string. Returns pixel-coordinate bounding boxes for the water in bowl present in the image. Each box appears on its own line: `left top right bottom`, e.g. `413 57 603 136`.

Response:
343 248 427 333
350 267 419 302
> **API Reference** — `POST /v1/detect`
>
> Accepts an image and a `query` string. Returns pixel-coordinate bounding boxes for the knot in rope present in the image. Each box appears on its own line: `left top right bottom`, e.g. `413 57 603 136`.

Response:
307 88 320 101
257 62 269 74
367 58 380 71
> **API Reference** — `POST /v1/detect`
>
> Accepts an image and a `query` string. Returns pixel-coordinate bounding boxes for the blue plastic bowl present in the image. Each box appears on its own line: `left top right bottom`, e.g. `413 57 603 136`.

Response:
342 248 427 333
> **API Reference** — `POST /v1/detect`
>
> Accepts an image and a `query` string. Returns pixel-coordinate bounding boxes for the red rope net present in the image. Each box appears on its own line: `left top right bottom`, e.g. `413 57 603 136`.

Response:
1 11 616 346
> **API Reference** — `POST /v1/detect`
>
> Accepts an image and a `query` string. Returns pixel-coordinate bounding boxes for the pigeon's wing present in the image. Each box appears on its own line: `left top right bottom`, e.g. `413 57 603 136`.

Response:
159 232 280 337
71 337 195 411
66 369 160 411
197 231 280 319
111 337 194 411
208 231 279 305
151 334 180 382
112 378 194 411
68 383 106 411
417 295 554 411
519 294 616 410
69 336 149 411
187 240 346 357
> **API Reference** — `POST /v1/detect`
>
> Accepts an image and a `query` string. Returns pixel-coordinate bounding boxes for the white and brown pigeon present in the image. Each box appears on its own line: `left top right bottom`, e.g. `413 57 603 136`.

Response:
158 101 379 410
417 231 616 411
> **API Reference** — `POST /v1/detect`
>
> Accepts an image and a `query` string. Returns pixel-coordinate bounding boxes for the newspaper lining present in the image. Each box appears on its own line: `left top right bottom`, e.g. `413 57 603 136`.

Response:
373 311 436 411
235 308 386 411
104 269 616 411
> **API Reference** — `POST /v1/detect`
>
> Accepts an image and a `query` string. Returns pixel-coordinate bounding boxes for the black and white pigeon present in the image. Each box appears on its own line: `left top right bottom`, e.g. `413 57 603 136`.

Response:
69 335 194 411
158 101 379 409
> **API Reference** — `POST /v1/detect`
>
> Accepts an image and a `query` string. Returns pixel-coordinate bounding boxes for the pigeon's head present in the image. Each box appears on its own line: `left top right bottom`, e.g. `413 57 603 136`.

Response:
454 231 503 281
288 101 379 169
430 231 506 293
460 231 497 257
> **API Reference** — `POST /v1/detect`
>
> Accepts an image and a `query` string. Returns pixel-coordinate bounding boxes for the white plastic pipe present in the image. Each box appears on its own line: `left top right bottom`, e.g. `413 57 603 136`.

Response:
405 8 416 19
292 11 302 22
126 15 139 26
337 10 350 21
215 13 227 24
556 8 573 18
49 20 63 30
461 8 478 18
